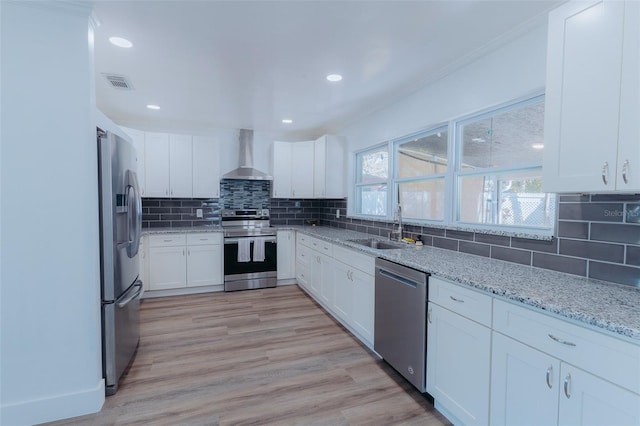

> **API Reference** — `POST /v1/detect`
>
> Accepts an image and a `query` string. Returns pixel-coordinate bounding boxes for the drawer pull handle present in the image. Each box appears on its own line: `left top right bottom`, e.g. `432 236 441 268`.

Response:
450 296 465 303
427 308 432 324
200 238 208 241
546 365 553 389
563 374 571 399
622 159 630 184
163 239 172 242
548 334 576 347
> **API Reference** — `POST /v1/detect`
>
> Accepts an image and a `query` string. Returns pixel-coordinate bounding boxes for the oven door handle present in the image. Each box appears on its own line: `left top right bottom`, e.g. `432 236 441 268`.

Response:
224 236 277 244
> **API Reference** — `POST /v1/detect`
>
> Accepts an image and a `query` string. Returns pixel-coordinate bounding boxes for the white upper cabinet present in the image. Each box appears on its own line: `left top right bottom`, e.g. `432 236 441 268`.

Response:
169 134 193 197
133 130 220 199
543 0 639 193
120 126 146 196
192 136 220 198
272 141 293 198
314 135 345 198
272 136 344 199
144 132 171 197
291 141 315 198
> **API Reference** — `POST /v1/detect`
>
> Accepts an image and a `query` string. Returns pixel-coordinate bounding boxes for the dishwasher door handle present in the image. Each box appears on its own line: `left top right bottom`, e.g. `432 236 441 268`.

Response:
378 268 420 288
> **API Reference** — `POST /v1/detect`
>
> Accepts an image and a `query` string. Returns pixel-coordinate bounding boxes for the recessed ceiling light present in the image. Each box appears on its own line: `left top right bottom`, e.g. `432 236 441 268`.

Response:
282 119 293 124
532 143 545 150
326 74 343 82
146 104 161 110
109 36 133 48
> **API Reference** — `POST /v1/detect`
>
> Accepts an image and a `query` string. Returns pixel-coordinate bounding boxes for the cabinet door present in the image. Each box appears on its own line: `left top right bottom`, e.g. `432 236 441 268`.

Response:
291 141 314 198
617 0 640 191
332 261 352 323
145 132 170 197
323 135 345 198
427 303 491 426
169 134 193 197
558 364 640 426
277 230 295 280
187 244 222 287
272 141 292 198
149 245 187 290
318 253 334 306
313 136 326 198
543 0 625 192
192 136 220 198
309 251 322 296
350 268 374 345
490 332 560 426
121 126 146 196
295 244 311 291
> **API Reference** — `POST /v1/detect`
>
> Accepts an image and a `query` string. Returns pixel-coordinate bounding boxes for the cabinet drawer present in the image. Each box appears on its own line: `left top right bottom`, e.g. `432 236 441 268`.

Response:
332 244 375 275
296 232 312 248
429 276 492 327
493 298 640 394
308 237 332 256
296 244 311 267
148 233 186 247
186 232 221 245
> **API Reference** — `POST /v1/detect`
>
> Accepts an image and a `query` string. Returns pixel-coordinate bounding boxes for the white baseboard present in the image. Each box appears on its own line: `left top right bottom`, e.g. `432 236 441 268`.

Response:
1 379 104 426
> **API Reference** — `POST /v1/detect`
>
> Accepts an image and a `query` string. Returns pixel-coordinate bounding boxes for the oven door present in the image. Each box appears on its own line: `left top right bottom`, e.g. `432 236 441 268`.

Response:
224 236 277 291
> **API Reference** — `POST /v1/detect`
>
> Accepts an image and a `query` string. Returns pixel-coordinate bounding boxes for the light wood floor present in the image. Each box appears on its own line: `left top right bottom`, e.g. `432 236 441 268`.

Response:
46 285 450 426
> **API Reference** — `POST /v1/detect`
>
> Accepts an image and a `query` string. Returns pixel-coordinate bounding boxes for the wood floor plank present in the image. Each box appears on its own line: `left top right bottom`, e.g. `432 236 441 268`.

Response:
42 285 450 426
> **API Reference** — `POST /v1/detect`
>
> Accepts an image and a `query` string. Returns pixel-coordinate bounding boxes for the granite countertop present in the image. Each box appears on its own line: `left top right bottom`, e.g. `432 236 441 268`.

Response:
290 225 640 343
143 226 223 235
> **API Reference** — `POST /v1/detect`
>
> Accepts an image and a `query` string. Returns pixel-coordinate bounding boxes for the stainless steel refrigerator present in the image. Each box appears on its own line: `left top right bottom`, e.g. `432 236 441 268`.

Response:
97 128 143 395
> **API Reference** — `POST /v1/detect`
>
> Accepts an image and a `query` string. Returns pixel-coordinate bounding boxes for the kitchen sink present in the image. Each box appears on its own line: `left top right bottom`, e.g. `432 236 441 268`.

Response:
347 238 405 250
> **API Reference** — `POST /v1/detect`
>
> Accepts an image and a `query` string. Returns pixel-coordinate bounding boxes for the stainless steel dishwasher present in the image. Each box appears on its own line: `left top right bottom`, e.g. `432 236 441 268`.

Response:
374 257 429 392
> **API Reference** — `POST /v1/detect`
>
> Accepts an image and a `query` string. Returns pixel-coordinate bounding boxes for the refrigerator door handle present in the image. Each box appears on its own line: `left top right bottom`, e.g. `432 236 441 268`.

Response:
125 170 142 258
117 280 143 308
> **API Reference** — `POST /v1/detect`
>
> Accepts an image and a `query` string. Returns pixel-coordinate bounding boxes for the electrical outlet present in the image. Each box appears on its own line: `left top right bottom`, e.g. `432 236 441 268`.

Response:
196 208 203 218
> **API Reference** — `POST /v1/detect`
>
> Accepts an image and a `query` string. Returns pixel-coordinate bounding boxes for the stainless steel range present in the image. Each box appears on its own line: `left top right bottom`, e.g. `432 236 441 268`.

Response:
222 209 277 291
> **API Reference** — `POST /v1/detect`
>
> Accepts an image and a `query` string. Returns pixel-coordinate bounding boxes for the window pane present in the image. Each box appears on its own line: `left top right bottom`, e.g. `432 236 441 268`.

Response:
461 100 544 170
458 171 555 229
399 179 445 221
358 147 388 184
397 130 448 178
357 184 387 216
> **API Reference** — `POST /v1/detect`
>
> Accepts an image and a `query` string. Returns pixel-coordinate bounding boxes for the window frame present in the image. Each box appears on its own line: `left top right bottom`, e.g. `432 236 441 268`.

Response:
354 142 391 219
350 91 556 239
393 124 450 224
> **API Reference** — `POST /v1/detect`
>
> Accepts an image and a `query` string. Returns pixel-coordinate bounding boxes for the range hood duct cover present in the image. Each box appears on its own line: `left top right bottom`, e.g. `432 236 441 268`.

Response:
222 129 272 180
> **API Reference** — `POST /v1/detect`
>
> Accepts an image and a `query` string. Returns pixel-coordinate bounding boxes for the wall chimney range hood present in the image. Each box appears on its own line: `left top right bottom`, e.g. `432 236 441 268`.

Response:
222 129 272 180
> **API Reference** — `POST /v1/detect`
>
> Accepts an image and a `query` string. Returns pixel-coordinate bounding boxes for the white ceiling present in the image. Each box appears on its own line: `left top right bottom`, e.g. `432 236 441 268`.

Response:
93 0 563 140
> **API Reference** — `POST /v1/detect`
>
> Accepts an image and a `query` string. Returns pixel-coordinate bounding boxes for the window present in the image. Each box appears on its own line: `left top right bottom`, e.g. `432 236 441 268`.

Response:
456 95 555 231
352 93 555 237
395 127 448 221
355 144 389 216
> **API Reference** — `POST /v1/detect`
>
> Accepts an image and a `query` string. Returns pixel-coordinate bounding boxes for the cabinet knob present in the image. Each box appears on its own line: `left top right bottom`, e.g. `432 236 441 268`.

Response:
622 159 630 184
602 162 609 185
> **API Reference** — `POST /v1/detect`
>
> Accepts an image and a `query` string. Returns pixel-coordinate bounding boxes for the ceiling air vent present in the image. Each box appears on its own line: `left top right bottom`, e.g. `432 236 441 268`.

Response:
103 74 133 90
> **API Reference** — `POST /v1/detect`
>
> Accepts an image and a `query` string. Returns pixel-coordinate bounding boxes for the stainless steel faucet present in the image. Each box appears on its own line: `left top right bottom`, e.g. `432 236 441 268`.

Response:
390 204 403 241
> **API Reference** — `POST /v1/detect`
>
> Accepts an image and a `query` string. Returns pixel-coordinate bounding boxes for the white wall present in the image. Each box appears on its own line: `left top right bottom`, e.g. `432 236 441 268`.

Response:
341 25 549 212
0 2 104 424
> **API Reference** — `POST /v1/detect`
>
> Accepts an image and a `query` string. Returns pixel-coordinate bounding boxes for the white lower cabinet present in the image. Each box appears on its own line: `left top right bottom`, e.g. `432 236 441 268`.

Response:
349 266 374 344
276 230 296 280
295 233 375 348
149 245 187 290
148 232 223 292
490 298 640 426
427 277 492 426
490 332 561 426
